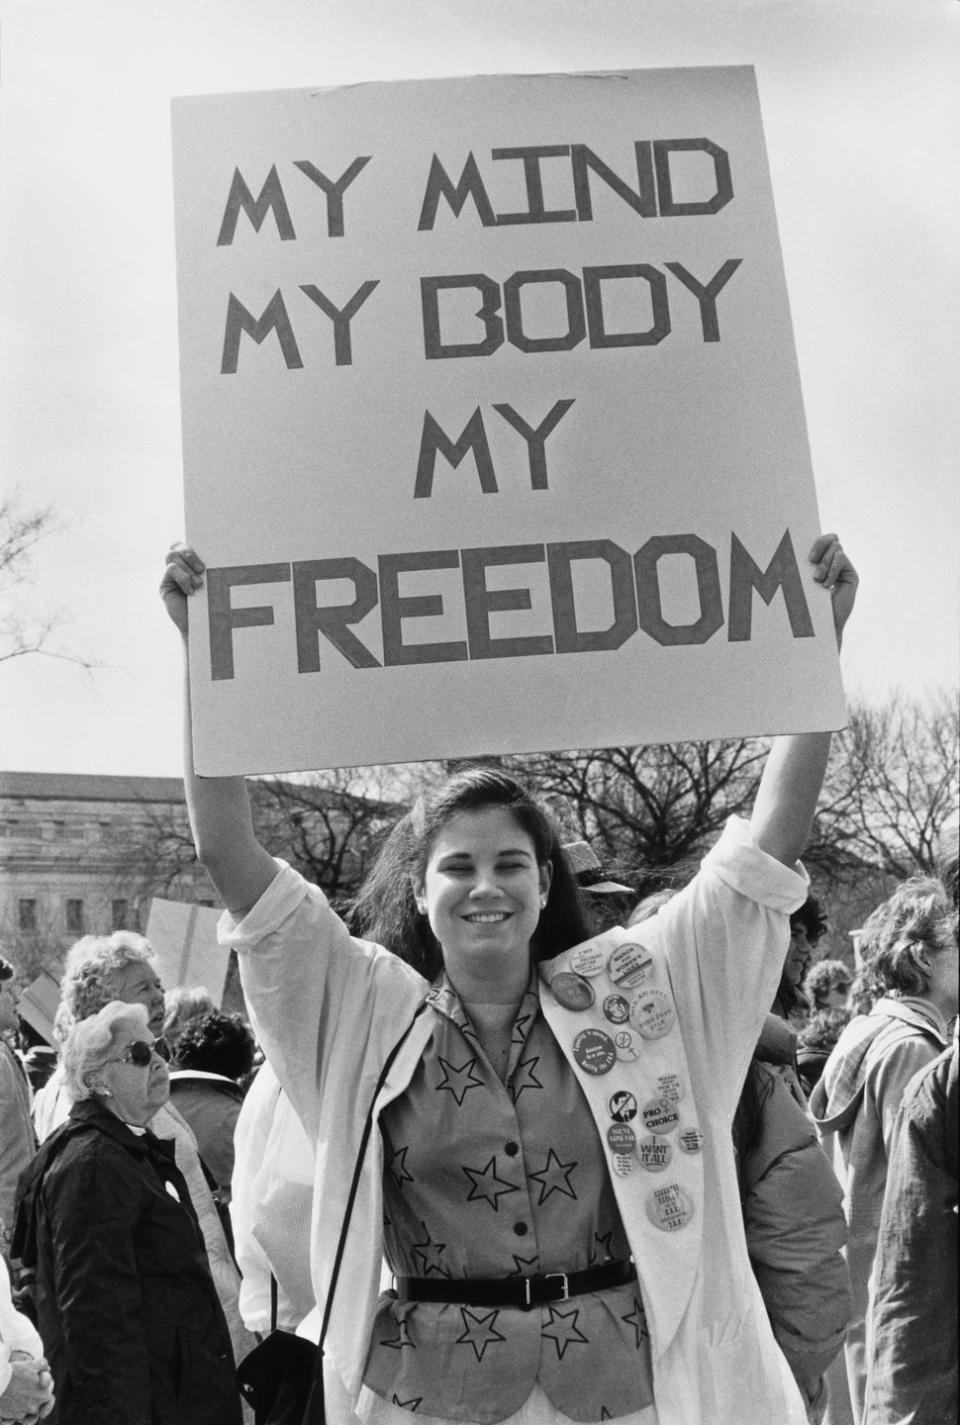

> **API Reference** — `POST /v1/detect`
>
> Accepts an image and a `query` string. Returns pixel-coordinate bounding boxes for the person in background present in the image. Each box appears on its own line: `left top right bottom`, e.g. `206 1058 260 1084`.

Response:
169 1011 256 1195
796 1009 853 1101
0 1253 53 1424
863 1029 957 1425
230 1059 317 1339
563 841 635 933
810 875 958 1423
22 1047 58 1097
863 825 959 1425
32 933 255 1383
163 985 217 1058
14 1001 241 1425
733 1056 851 1424
631 892 850 1421
773 895 828 1029
30 1006 73 1145
0 957 36 1262
804 961 852 1013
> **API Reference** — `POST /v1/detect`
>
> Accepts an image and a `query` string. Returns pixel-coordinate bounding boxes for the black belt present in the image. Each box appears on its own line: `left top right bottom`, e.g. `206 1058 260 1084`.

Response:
396 1258 636 1310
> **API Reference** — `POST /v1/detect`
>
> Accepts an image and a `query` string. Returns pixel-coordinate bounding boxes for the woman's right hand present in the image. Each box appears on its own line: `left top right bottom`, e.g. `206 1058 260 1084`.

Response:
160 543 205 638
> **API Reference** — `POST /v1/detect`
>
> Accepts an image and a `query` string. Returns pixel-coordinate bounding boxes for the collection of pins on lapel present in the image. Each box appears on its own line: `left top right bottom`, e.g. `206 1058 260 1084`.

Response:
551 940 702 1231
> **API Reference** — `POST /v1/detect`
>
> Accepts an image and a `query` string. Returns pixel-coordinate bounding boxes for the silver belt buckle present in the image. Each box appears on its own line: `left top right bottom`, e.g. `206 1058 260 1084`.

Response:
544 1272 570 1302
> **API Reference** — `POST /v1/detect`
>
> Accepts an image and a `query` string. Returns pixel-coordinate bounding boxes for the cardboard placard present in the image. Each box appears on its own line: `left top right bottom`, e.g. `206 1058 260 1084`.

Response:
144 898 228 1003
172 67 845 774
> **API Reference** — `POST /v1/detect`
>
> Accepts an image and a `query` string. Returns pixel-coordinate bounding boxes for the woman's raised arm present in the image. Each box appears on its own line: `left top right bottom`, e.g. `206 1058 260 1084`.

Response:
161 545 277 917
749 533 858 868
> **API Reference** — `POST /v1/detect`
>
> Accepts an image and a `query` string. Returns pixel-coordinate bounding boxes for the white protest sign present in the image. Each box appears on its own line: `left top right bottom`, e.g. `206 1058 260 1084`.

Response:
19 971 62 1046
145 898 228 1003
172 67 846 775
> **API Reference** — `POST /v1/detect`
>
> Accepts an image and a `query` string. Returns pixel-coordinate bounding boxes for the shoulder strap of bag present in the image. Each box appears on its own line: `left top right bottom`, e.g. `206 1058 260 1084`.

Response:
310 1002 427 1383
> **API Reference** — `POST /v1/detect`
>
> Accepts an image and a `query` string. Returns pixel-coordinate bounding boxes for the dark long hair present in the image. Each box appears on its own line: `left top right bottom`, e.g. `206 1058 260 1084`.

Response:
350 764 592 980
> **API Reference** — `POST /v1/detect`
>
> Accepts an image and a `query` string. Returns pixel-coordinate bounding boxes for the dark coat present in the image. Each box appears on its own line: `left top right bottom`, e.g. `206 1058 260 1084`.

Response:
864 1040 958 1425
13 1097 242 1425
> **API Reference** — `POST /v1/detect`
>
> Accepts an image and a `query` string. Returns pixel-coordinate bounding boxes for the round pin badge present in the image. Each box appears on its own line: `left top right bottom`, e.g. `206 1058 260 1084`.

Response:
608 1090 638 1123
570 942 608 978
636 1135 673 1172
551 971 595 1011
678 1126 705 1155
572 1028 617 1076
612 1153 635 1177
641 1098 680 1136
628 988 676 1040
606 1122 637 1156
602 994 630 1025
607 942 654 989
612 1028 643 1062
645 1182 694 1232
655 1072 685 1105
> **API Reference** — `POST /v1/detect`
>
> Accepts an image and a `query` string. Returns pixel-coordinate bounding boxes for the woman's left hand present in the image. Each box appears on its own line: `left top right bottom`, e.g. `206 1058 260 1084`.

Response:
808 533 858 646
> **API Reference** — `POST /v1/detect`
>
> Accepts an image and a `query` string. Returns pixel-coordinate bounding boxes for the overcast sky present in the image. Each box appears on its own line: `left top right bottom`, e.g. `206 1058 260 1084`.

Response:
1 0 957 777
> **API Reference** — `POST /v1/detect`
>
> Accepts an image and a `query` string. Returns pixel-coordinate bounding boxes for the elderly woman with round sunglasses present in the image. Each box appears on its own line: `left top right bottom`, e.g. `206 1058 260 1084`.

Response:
161 534 857 1425
14 1002 242 1425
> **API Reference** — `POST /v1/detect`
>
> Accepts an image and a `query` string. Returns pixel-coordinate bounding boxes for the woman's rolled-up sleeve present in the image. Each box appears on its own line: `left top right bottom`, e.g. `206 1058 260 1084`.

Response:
220 859 425 1141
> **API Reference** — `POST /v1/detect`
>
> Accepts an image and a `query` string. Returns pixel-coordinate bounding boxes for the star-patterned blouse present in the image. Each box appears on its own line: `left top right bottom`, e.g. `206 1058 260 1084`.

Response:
361 971 655 1423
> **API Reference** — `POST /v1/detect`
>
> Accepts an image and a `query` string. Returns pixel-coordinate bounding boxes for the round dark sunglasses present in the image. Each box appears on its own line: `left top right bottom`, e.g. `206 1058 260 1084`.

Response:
107 1038 168 1068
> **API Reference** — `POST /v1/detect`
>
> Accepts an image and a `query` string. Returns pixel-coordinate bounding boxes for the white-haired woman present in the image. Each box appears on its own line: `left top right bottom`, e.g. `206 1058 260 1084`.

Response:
31 932 254 1384
14 1001 242 1425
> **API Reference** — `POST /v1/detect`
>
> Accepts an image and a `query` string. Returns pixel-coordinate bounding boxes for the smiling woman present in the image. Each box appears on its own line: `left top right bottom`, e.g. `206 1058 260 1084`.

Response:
161 533 859 1425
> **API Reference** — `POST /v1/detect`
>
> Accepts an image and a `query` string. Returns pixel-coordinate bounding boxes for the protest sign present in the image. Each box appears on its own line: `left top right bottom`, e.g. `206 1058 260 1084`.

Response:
144 898 227 1003
171 67 846 774
19 971 62 1046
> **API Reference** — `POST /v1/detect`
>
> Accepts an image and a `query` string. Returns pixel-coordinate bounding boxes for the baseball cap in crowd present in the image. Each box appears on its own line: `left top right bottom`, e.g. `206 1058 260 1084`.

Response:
563 841 633 895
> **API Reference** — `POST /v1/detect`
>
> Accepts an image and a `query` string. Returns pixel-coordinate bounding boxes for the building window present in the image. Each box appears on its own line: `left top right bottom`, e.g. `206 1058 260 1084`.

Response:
66 898 84 934
18 899 37 931
111 899 129 931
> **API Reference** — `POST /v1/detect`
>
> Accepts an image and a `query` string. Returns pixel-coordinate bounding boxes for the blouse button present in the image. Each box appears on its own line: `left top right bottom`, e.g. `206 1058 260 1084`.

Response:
513 1221 529 1237
505 1141 519 1157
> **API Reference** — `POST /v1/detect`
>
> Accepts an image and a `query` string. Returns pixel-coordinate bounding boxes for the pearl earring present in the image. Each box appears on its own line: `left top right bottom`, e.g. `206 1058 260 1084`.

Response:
539 894 548 908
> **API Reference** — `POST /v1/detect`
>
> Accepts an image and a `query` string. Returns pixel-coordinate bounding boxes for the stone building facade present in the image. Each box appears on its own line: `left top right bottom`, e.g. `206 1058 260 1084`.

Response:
0 770 213 981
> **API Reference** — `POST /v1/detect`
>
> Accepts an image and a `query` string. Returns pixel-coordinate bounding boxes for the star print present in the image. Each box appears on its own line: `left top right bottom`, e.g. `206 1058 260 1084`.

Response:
456 1307 506 1362
529 1148 578 1205
381 1317 416 1350
436 1055 485 1105
411 1221 451 1278
462 1155 520 1211
541 1305 589 1359
508 1252 540 1277
587 1229 614 1266
391 1395 423 1410
622 1297 650 1350
510 1055 543 1100
512 1010 534 1044
387 1145 414 1191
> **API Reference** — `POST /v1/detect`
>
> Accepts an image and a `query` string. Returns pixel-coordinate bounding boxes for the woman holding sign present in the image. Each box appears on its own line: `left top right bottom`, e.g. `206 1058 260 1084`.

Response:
161 533 856 1425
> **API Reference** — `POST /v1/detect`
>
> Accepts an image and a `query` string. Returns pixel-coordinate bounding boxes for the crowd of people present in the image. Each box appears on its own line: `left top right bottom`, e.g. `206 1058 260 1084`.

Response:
0 536 954 1425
